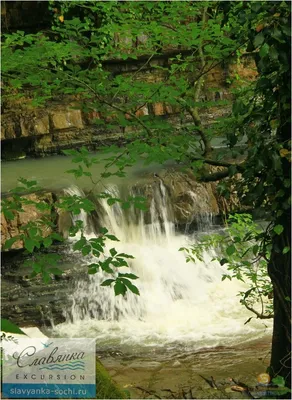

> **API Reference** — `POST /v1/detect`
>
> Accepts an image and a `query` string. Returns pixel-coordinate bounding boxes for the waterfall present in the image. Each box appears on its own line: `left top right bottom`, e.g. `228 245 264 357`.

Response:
54 183 272 348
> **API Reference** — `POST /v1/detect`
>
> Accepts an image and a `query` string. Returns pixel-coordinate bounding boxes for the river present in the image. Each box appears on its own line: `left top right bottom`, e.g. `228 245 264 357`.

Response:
2 153 272 398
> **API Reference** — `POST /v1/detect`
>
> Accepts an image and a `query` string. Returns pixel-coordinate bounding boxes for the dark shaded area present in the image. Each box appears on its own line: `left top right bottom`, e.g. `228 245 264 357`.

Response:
2 1 51 33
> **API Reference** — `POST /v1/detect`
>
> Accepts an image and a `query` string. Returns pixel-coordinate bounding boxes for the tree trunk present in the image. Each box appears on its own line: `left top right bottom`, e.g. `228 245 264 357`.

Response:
268 218 291 385
268 116 291 387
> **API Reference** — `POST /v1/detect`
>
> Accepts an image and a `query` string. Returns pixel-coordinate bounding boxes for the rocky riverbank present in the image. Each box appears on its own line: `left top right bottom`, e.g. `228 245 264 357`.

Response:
99 338 272 399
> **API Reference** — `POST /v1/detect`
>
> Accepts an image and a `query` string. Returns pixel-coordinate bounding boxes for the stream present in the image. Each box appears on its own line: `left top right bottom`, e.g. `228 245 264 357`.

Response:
2 153 272 398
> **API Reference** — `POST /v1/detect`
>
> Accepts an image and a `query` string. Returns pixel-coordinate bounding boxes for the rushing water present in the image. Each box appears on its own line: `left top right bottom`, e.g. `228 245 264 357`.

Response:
2 154 272 352
53 183 272 350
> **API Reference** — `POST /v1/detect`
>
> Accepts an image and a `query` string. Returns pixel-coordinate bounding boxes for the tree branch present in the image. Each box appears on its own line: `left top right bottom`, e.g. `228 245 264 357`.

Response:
111 52 156 102
199 169 230 182
190 7 212 157
187 156 246 182
199 158 245 170
67 73 154 137
241 300 274 319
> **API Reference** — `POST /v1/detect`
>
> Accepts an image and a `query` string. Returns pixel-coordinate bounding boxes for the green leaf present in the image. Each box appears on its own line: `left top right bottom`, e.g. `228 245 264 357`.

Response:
32 262 41 273
82 245 91 256
1 319 27 335
42 271 51 284
226 244 236 256
259 43 269 58
110 248 118 257
220 258 229 266
121 202 131 209
48 268 63 276
134 202 148 211
114 280 127 296
254 32 265 48
283 246 290 254
106 234 120 241
101 279 115 286
274 225 284 235
88 267 98 274
73 237 87 251
99 259 114 273
24 237 35 253
3 210 15 220
107 198 118 206
51 233 64 242
43 237 53 248
120 278 140 295
117 253 135 259
3 237 19 250
269 45 278 60
228 165 237 176
118 273 139 280
272 375 285 387
252 244 259 256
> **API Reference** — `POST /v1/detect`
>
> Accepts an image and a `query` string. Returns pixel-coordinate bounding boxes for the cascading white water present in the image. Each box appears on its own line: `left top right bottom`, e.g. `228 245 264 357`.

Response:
54 184 272 349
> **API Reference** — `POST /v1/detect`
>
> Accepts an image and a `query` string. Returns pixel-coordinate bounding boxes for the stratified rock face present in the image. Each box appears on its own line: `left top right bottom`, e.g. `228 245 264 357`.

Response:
1 249 77 328
1 52 257 160
2 111 50 140
1 192 55 250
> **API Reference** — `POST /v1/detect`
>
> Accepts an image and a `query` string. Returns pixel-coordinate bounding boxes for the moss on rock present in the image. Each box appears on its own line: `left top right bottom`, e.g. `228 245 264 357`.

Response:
96 360 129 399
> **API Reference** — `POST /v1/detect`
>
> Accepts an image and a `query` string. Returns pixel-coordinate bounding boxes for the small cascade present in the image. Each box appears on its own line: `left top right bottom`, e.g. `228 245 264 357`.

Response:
63 186 94 237
54 182 271 348
185 190 215 232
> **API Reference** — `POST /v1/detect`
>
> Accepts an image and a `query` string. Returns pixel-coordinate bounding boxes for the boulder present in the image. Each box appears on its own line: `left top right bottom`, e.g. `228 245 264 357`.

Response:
132 169 220 227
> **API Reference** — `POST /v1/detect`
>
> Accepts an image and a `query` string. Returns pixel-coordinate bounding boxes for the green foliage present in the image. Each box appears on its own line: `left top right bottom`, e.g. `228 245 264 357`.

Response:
69 224 140 296
23 253 62 283
1 319 27 335
2 2 243 168
269 375 292 397
222 2 291 221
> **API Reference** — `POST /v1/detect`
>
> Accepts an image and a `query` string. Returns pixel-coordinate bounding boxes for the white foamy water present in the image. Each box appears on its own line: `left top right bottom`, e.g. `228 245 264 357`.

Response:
53 184 272 349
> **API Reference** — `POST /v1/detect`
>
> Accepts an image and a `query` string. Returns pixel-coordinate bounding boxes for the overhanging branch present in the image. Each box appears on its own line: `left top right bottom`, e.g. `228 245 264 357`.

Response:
188 157 246 182
241 300 274 319
200 169 230 182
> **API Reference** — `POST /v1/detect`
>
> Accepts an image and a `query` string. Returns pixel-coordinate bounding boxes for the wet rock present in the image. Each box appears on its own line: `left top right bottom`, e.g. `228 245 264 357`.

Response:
132 169 221 228
1 249 77 327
